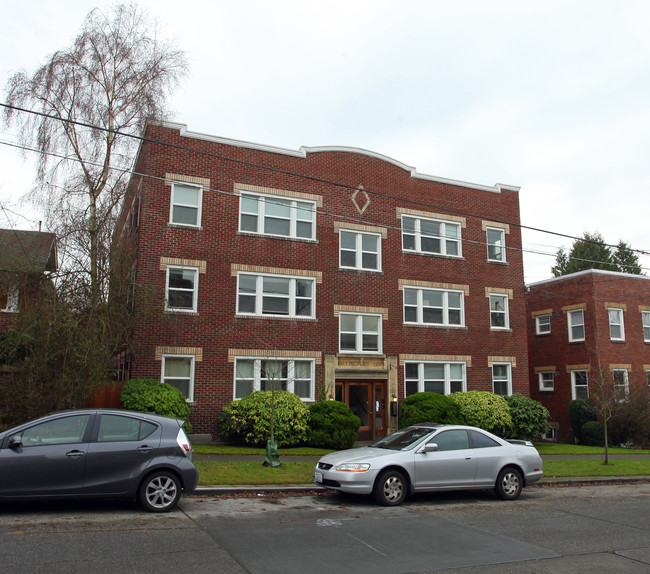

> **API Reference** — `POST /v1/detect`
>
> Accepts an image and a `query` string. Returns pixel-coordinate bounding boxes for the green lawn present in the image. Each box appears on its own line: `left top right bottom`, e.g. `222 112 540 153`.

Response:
195 455 650 487
534 443 650 455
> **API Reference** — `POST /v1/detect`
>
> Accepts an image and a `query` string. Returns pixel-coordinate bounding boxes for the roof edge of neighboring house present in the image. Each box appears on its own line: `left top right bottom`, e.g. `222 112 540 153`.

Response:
527 268 650 289
150 121 521 196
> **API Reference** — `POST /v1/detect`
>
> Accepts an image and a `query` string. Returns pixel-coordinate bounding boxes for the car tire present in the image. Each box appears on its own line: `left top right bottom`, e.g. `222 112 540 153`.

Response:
495 467 523 500
139 471 182 512
373 469 407 506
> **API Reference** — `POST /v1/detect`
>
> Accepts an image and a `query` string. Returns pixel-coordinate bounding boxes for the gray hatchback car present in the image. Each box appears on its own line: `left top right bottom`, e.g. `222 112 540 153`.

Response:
0 409 198 512
314 423 543 505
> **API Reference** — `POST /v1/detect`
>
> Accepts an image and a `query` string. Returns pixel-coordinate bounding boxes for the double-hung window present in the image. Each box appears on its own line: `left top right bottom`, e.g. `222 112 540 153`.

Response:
538 371 555 392
486 227 506 262
492 363 512 396
571 370 589 400
402 215 461 257
489 294 509 329
608 308 625 341
404 362 466 396
162 355 195 401
643 311 650 342
568 309 585 342
536 314 551 335
170 182 202 227
239 192 315 240
403 287 464 326
234 358 314 400
166 266 199 312
612 369 629 398
339 313 382 354
237 273 315 318
339 230 381 271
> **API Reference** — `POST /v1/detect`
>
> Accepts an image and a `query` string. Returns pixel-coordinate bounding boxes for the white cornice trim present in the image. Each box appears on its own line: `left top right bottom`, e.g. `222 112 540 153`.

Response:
158 122 519 195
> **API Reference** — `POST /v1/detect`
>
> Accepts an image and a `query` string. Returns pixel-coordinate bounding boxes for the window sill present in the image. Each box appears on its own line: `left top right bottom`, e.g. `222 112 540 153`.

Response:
403 323 467 330
164 310 199 316
168 223 203 230
401 250 464 261
339 267 384 274
237 231 318 244
490 327 512 332
235 314 316 321
487 259 509 265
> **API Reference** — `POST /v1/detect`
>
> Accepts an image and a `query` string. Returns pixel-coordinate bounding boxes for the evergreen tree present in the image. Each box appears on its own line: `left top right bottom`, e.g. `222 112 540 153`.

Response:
613 241 642 274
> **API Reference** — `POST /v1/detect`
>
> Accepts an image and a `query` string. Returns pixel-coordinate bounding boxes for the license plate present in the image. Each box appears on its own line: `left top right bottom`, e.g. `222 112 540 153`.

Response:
314 471 323 483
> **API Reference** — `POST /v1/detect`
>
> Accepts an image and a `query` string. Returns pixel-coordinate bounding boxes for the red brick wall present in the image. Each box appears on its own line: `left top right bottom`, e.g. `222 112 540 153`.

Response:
118 123 529 437
527 271 650 442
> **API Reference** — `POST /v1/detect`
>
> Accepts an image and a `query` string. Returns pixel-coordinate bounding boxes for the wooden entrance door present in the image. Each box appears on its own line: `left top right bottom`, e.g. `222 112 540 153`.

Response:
336 381 386 441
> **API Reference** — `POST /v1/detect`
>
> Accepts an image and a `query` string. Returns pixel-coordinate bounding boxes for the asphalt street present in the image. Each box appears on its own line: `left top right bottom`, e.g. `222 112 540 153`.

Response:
0 482 648 573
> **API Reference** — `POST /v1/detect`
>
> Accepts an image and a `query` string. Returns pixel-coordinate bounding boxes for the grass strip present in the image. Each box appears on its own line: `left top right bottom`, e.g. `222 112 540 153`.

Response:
534 443 650 455
543 458 650 477
195 458 650 486
196 460 316 486
194 444 333 456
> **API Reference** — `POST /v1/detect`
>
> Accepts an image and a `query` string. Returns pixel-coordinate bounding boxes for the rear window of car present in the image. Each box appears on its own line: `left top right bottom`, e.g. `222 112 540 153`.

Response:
469 430 500 449
97 415 157 442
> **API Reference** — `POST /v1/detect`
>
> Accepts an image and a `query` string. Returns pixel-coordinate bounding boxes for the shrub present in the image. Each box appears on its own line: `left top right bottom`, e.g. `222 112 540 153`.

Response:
568 399 596 443
398 392 464 428
581 420 605 446
307 400 361 449
121 378 192 433
449 391 512 435
504 394 550 440
219 391 310 447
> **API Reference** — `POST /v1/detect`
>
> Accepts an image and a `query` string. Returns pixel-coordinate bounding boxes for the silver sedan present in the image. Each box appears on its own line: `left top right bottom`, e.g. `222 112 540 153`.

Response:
313 423 543 505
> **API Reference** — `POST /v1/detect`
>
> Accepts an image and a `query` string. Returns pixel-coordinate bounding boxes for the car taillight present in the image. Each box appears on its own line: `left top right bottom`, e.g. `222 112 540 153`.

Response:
176 428 193 460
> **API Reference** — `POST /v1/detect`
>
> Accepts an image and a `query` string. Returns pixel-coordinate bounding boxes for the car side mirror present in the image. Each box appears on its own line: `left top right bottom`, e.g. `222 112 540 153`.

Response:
420 442 438 453
8 435 22 449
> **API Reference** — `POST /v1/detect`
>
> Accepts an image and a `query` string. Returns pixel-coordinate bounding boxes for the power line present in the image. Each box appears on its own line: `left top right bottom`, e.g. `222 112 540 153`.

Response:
2 102 649 267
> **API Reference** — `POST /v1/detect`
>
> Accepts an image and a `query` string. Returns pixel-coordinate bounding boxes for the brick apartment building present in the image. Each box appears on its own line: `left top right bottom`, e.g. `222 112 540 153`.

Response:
527 269 650 442
115 122 529 440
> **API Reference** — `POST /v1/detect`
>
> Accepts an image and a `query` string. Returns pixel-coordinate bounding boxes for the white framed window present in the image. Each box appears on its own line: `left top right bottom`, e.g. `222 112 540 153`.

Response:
568 309 585 342
170 182 202 227
339 312 382 354
403 287 464 326
538 371 555 392
402 215 461 257
646 370 650 387
165 266 199 312
608 308 625 341
234 358 315 400
239 192 315 240
237 273 315 318
486 227 506 262
536 314 551 335
489 294 509 329
2 285 19 313
339 230 381 271
162 355 195 401
612 369 629 397
404 362 466 396
571 370 589 400
643 311 650 342
492 363 512 396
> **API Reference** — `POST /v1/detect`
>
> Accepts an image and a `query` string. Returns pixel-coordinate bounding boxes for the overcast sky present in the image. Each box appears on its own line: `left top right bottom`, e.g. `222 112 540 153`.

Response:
2 0 649 283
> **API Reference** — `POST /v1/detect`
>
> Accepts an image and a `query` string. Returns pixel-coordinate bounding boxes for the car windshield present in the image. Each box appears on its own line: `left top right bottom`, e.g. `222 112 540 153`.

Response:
370 427 434 451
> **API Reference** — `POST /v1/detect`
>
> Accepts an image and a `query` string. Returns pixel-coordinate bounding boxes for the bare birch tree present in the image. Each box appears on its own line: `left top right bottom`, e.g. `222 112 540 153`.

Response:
4 2 187 307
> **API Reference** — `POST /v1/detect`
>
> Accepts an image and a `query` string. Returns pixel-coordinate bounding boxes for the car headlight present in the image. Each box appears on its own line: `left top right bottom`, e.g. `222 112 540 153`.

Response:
335 463 371 472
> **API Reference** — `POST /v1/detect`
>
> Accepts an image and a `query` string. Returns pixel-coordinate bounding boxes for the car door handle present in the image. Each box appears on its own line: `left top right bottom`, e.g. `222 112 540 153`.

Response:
137 446 153 453
66 450 85 458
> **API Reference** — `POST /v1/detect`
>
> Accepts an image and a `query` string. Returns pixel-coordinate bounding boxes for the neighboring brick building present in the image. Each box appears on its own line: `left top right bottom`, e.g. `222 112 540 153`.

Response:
0 228 57 331
527 270 650 442
115 122 529 440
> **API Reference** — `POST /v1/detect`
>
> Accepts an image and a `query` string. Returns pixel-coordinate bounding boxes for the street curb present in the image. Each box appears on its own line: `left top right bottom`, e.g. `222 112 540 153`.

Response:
191 476 650 497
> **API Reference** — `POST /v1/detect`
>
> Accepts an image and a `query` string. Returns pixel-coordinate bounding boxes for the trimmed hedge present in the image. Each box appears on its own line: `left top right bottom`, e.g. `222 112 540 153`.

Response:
449 391 512 435
569 399 596 443
399 392 464 428
219 391 310 447
120 378 192 432
504 394 550 440
581 420 605 446
308 400 361 449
